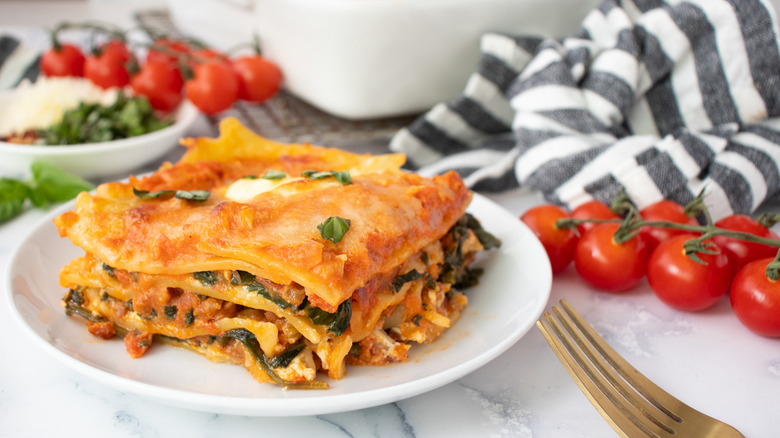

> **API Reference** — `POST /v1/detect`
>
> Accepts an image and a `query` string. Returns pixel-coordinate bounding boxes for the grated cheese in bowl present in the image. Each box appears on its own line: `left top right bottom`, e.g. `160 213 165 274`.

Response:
0 77 120 138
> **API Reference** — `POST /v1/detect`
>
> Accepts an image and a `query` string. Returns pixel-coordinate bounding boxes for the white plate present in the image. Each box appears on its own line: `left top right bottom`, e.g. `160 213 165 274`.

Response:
5 193 551 416
0 101 199 180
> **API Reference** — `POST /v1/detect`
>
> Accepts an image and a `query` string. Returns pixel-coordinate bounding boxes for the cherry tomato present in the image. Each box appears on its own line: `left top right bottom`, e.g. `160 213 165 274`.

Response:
574 223 650 293
84 41 131 89
711 214 780 275
130 61 184 112
147 38 192 65
99 40 131 63
520 205 578 274
41 43 85 77
185 60 239 114
189 48 229 66
232 55 283 103
647 234 731 311
730 257 780 337
570 200 620 235
639 200 699 251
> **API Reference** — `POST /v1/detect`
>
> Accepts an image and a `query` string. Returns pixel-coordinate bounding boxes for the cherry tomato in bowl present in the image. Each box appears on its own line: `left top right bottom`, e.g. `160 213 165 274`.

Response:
730 257 780 337
520 205 578 274
647 234 731 311
574 222 650 293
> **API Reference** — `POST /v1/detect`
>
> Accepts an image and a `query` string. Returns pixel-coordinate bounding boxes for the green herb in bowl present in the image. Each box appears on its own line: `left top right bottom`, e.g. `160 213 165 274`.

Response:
40 92 173 145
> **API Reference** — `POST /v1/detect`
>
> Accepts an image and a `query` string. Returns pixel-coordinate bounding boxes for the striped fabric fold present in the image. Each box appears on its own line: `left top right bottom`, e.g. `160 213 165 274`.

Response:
390 0 780 220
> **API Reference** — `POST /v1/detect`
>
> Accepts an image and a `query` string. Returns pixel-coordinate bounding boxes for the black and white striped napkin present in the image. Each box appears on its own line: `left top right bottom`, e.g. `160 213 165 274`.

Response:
390 0 780 221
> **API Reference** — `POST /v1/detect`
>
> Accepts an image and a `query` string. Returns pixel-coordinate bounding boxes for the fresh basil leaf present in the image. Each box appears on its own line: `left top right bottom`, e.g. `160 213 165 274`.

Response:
174 190 210 201
330 170 352 185
29 161 94 204
317 216 351 243
133 188 175 199
132 188 210 202
0 178 30 223
307 300 352 336
242 175 259 180
262 169 286 180
301 169 352 185
303 170 332 180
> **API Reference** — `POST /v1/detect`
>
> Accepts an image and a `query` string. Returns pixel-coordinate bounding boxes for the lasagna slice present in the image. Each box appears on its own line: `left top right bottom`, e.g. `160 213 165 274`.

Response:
54 118 500 389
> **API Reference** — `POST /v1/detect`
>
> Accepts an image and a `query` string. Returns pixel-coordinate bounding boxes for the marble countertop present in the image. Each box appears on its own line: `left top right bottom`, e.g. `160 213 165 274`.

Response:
1 2 779 437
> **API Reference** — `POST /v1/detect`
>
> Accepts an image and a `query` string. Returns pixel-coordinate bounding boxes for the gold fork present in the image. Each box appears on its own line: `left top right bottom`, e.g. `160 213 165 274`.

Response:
536 299 744 438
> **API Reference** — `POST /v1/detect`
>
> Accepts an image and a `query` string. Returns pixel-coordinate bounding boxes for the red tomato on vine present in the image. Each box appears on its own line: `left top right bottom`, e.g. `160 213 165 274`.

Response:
730 257 780 337
130 60 184 112
639 200 699 251
185 60 239 115
41 43 86 77
520 205 578 274
570 200 620 235
574 223 650 292
232 55 283 103
647 234 732 311
84 40 131 89
711 214 780 275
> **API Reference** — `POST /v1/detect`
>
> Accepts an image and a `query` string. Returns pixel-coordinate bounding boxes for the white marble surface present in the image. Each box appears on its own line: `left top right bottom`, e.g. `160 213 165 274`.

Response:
2 2 780 437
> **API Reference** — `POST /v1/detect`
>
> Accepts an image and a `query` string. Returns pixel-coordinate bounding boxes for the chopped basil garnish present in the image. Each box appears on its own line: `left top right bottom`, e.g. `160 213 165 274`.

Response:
317 216 351 243
184 309 195 327
262 169 286 180
307 300 352 336
301 169 352 185
193 271 218 286
175 190 210 201
133 188 210 201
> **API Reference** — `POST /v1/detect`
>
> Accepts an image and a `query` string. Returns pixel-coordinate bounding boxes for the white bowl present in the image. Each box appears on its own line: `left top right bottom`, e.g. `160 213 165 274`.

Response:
0 101 200 180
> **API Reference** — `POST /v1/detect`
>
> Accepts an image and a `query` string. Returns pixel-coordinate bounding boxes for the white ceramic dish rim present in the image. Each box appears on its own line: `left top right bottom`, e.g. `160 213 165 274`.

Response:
5 193 552 417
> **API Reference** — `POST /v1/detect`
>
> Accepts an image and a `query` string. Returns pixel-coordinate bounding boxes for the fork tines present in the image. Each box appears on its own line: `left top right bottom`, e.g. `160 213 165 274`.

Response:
536 299 744 438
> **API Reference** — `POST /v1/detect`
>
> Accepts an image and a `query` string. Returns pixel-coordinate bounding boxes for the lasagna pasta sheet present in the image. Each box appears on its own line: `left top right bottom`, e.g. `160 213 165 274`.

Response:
55 118 498 389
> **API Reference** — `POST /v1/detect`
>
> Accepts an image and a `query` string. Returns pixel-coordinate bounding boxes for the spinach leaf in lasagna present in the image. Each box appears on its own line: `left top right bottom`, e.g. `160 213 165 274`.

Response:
267 342 306 368
307 300 352 337
193 271 218 286
232 270 295 310
392 270 424 293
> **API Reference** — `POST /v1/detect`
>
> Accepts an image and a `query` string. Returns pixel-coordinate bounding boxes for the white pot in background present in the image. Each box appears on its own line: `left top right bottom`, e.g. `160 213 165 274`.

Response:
168 0 600 120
